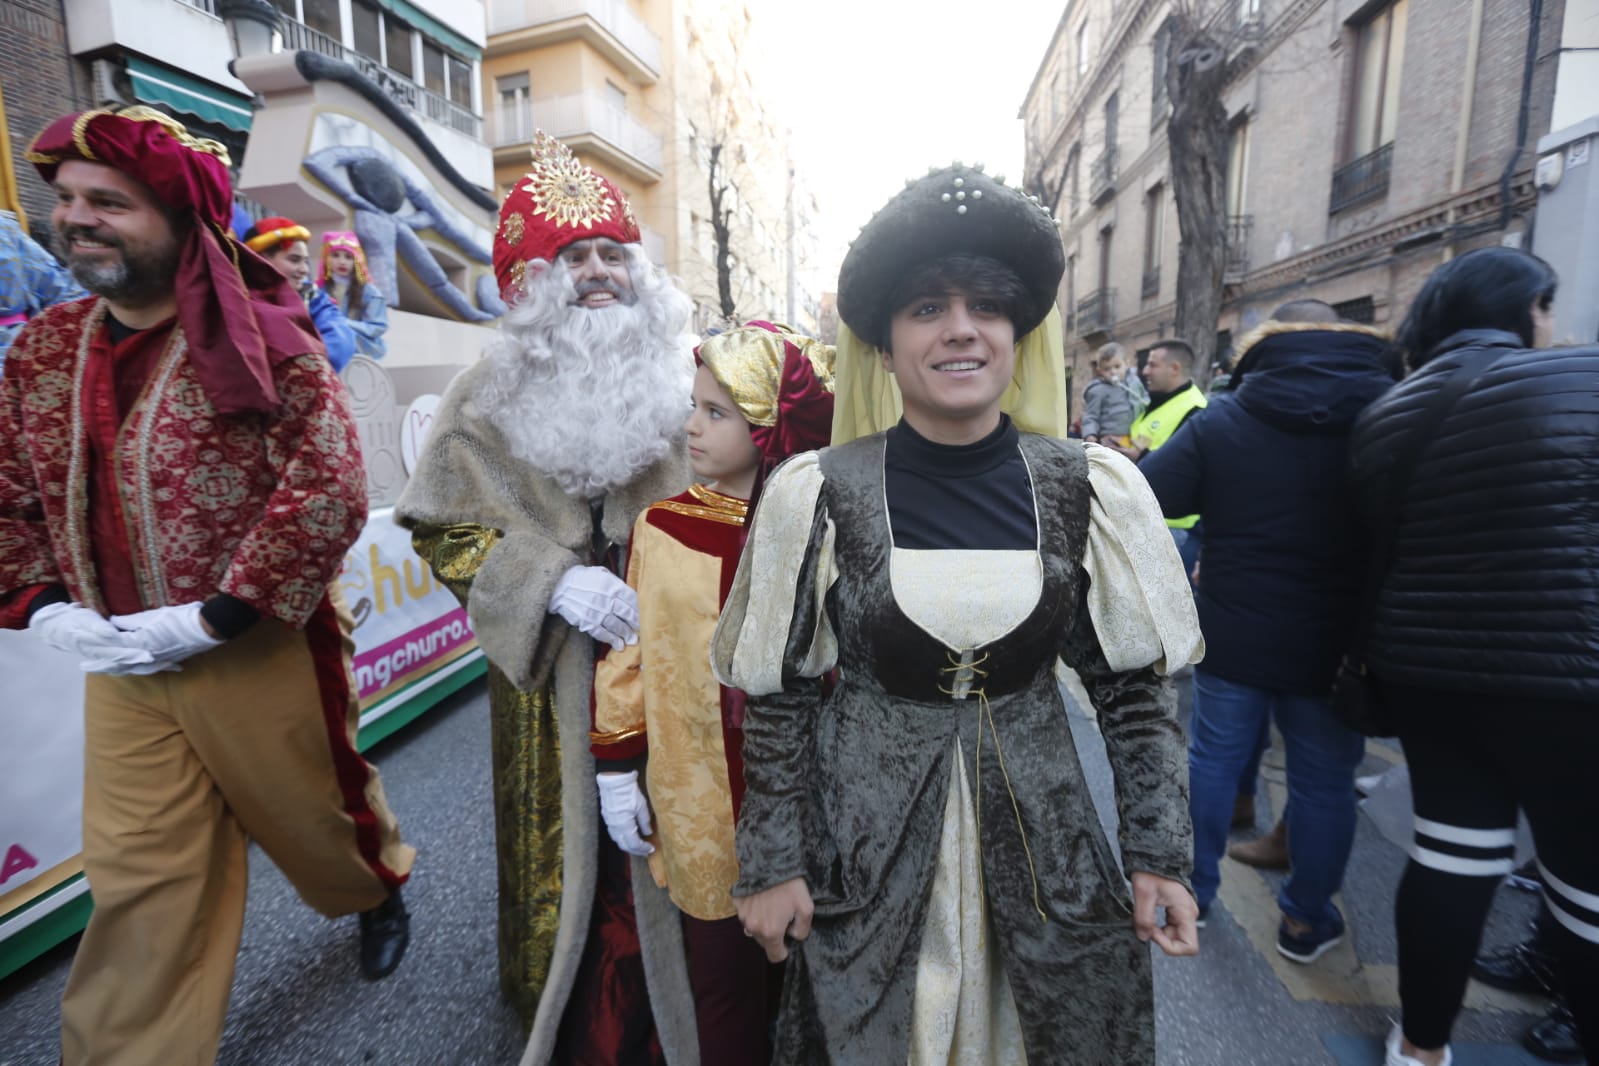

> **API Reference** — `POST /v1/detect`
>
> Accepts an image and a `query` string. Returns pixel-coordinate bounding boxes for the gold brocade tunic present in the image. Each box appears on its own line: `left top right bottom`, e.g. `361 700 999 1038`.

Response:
592 485 750 920
411 523 565 1022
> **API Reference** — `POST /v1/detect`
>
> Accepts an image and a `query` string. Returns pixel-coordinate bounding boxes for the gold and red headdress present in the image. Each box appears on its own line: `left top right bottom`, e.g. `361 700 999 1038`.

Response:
695 321 836 476
317 230 371 287
492 130 640 299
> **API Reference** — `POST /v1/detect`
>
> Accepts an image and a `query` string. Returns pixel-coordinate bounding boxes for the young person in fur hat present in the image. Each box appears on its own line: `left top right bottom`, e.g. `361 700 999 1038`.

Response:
710 165 1203 1065
395 132 698 1063
591 320 834 1065
1139 300 1398 965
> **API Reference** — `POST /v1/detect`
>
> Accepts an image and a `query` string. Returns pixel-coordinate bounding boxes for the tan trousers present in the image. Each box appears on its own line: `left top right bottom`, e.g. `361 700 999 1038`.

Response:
59 593 416 1066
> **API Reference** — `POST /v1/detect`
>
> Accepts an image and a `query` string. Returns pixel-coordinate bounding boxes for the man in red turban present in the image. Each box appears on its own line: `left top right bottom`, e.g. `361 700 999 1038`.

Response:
1 105 415 1065
397 130 697 1063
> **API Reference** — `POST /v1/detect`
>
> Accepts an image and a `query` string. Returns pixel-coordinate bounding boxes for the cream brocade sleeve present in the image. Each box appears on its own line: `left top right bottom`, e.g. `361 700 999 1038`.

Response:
710 452 838 697
1080 443 1205 675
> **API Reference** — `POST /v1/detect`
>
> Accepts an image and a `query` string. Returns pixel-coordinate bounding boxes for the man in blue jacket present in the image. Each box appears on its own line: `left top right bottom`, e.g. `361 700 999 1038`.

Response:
1140 300 1397 963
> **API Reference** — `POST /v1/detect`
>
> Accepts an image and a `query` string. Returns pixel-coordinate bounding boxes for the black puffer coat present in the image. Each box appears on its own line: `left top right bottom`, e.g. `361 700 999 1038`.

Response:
1349 330 1599 702
1140 322 1395 694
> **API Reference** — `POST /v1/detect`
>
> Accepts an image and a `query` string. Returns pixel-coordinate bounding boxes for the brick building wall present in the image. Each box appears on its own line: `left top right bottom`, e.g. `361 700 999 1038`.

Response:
0 0 90 248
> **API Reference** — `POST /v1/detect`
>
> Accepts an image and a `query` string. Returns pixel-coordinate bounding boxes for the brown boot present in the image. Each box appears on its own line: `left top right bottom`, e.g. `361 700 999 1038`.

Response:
1231 793 1257 829
1228 818 1289 870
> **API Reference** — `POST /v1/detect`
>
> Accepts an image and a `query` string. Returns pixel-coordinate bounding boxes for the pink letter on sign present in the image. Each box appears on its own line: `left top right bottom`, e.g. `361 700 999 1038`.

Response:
1 844 39 886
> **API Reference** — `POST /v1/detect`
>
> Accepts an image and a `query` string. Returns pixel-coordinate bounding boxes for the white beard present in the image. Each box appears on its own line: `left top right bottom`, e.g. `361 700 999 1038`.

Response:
479 247 695 497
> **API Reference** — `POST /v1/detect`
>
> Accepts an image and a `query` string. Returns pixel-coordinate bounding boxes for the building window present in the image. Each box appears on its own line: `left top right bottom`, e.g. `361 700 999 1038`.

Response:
1077 21 1090 75
1238 0 1262 19
1067 143 1081 218
497 73 530 143
1226 119 1250 217
300 0 340 40
1103 90 1119 158
385 17 414 78
1347 0 1407 161
1143 183 1164 273
422 42 445 96
605 80 627 113
352 0 382 60
1332 296 1376 324
447 54 472 108
1151 22 1171 124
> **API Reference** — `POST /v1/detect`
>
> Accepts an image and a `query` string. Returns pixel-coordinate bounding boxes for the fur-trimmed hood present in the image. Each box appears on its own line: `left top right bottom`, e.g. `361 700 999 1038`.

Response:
1228 320 1398 435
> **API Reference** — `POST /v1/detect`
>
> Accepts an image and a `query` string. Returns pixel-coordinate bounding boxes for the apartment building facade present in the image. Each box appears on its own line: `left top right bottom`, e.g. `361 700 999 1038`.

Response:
484 0 820 332
0 0 492 241
1021 0 1565 417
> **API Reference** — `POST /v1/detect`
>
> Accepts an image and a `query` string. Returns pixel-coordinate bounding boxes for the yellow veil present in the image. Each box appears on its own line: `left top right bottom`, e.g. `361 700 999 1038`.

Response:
830 304 1069 444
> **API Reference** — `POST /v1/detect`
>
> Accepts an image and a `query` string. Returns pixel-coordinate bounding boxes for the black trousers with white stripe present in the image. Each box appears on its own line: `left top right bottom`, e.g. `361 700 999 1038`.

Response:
1387 685 1598 1055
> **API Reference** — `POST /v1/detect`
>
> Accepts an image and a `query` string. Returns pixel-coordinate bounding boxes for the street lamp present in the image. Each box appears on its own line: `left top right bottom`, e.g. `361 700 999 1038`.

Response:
219 0 283 60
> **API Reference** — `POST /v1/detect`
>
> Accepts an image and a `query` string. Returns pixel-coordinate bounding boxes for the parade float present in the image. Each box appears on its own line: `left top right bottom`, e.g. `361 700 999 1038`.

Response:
0 43 502 978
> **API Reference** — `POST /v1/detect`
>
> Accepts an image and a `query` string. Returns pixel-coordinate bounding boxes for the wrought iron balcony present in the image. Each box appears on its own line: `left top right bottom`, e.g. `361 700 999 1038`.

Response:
1329 142 1393 214
280 17 481 138
1090 149 1117 206
1225 214 1252 278
1075 289 1117 338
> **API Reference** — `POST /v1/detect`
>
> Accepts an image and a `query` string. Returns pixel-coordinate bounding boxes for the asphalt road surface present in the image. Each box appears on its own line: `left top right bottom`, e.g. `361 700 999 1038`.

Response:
1 674 1563 1065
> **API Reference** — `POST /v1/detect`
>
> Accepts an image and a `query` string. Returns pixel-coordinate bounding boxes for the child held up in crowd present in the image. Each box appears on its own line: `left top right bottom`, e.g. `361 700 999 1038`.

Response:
589 320 835 1066
1080 341 1147 446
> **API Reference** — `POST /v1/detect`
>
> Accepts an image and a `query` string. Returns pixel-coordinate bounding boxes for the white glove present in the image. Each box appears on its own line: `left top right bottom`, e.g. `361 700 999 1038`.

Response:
28 601 158 674
596 771 655 856
549 565 639 651
110 603 225 667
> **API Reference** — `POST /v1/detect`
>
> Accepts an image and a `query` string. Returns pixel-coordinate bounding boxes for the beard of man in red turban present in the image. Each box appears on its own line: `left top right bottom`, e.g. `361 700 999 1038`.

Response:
26 105 323 415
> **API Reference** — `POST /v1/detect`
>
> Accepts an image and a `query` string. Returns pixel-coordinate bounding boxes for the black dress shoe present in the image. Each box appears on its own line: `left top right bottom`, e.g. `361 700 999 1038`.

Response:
359 888 410 980
1522 1001 1585 1064
1470 942 1556 995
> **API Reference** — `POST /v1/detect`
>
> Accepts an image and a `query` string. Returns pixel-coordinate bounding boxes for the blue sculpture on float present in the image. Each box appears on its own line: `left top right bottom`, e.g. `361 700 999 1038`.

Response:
303 146 507 322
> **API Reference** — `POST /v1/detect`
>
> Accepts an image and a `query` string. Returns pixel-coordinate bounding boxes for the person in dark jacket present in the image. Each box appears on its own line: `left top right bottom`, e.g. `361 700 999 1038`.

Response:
1141 304 1397 965
1349 247 1598 1066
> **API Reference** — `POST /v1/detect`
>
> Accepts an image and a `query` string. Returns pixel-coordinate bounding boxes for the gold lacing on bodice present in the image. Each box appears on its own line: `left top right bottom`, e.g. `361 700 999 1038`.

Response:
938 649 1048 928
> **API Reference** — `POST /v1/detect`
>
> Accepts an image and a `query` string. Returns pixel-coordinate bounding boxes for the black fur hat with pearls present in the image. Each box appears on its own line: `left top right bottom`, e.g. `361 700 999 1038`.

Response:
836 163 1065 350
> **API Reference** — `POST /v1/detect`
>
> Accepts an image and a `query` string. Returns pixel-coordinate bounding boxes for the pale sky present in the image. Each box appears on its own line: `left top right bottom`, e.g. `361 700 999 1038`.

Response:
754 0 1067 295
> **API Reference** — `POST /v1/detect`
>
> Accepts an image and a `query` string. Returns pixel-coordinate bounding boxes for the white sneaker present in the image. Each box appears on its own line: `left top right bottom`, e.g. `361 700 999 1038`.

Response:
1384 1022 1452 1066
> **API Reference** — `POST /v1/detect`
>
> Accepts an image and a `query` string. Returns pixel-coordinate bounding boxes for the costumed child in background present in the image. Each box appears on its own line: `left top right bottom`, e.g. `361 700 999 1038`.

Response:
1079 341 1147 447
591 320 835 1066
317 231 389 359
244 216 356 372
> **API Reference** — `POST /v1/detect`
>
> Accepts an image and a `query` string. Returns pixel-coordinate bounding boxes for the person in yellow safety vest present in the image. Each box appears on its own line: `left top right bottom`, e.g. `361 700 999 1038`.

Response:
1107 338 1208 575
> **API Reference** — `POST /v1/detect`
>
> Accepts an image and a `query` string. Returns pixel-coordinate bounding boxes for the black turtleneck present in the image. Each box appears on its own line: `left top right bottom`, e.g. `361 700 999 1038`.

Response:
884 415 1036 550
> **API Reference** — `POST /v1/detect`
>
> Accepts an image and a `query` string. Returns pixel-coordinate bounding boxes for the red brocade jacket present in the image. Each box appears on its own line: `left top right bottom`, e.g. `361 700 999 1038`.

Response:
0 298 368 630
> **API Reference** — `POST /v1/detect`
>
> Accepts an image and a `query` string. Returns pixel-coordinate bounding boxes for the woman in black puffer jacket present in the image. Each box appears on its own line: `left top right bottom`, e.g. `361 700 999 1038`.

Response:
1349 247 1598 1066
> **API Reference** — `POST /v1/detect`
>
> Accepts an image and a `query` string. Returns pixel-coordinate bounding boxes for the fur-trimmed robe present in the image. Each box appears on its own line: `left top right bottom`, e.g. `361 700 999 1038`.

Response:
394 359 699 1065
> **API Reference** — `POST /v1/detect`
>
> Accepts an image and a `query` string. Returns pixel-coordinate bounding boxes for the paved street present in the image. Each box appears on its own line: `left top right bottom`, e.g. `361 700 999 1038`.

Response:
0 675 1562 1065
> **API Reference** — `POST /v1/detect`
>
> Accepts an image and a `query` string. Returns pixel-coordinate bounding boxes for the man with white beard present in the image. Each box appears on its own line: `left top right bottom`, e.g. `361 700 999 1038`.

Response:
397 133 698 1063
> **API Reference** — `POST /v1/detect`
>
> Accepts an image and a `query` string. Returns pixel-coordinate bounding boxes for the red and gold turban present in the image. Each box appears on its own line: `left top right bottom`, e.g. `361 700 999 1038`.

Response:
695 320 836 478
27 106 322 415
244 216 312 255
492 130 640 299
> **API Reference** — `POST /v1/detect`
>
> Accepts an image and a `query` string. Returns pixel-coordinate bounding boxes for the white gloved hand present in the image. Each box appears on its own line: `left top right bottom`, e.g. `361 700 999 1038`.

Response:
110 603 225 667
549 566 639 651
596 771 655 856
28 601 158 674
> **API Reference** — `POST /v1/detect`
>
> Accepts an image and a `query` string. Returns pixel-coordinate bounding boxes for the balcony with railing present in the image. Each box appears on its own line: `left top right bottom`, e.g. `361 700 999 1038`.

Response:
1090 149 1117 206
280 18 481 138
1075 289 1117 338
494 95 663 181
1329 142 1393 214
487 0 661 84
1225 215 1252 278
